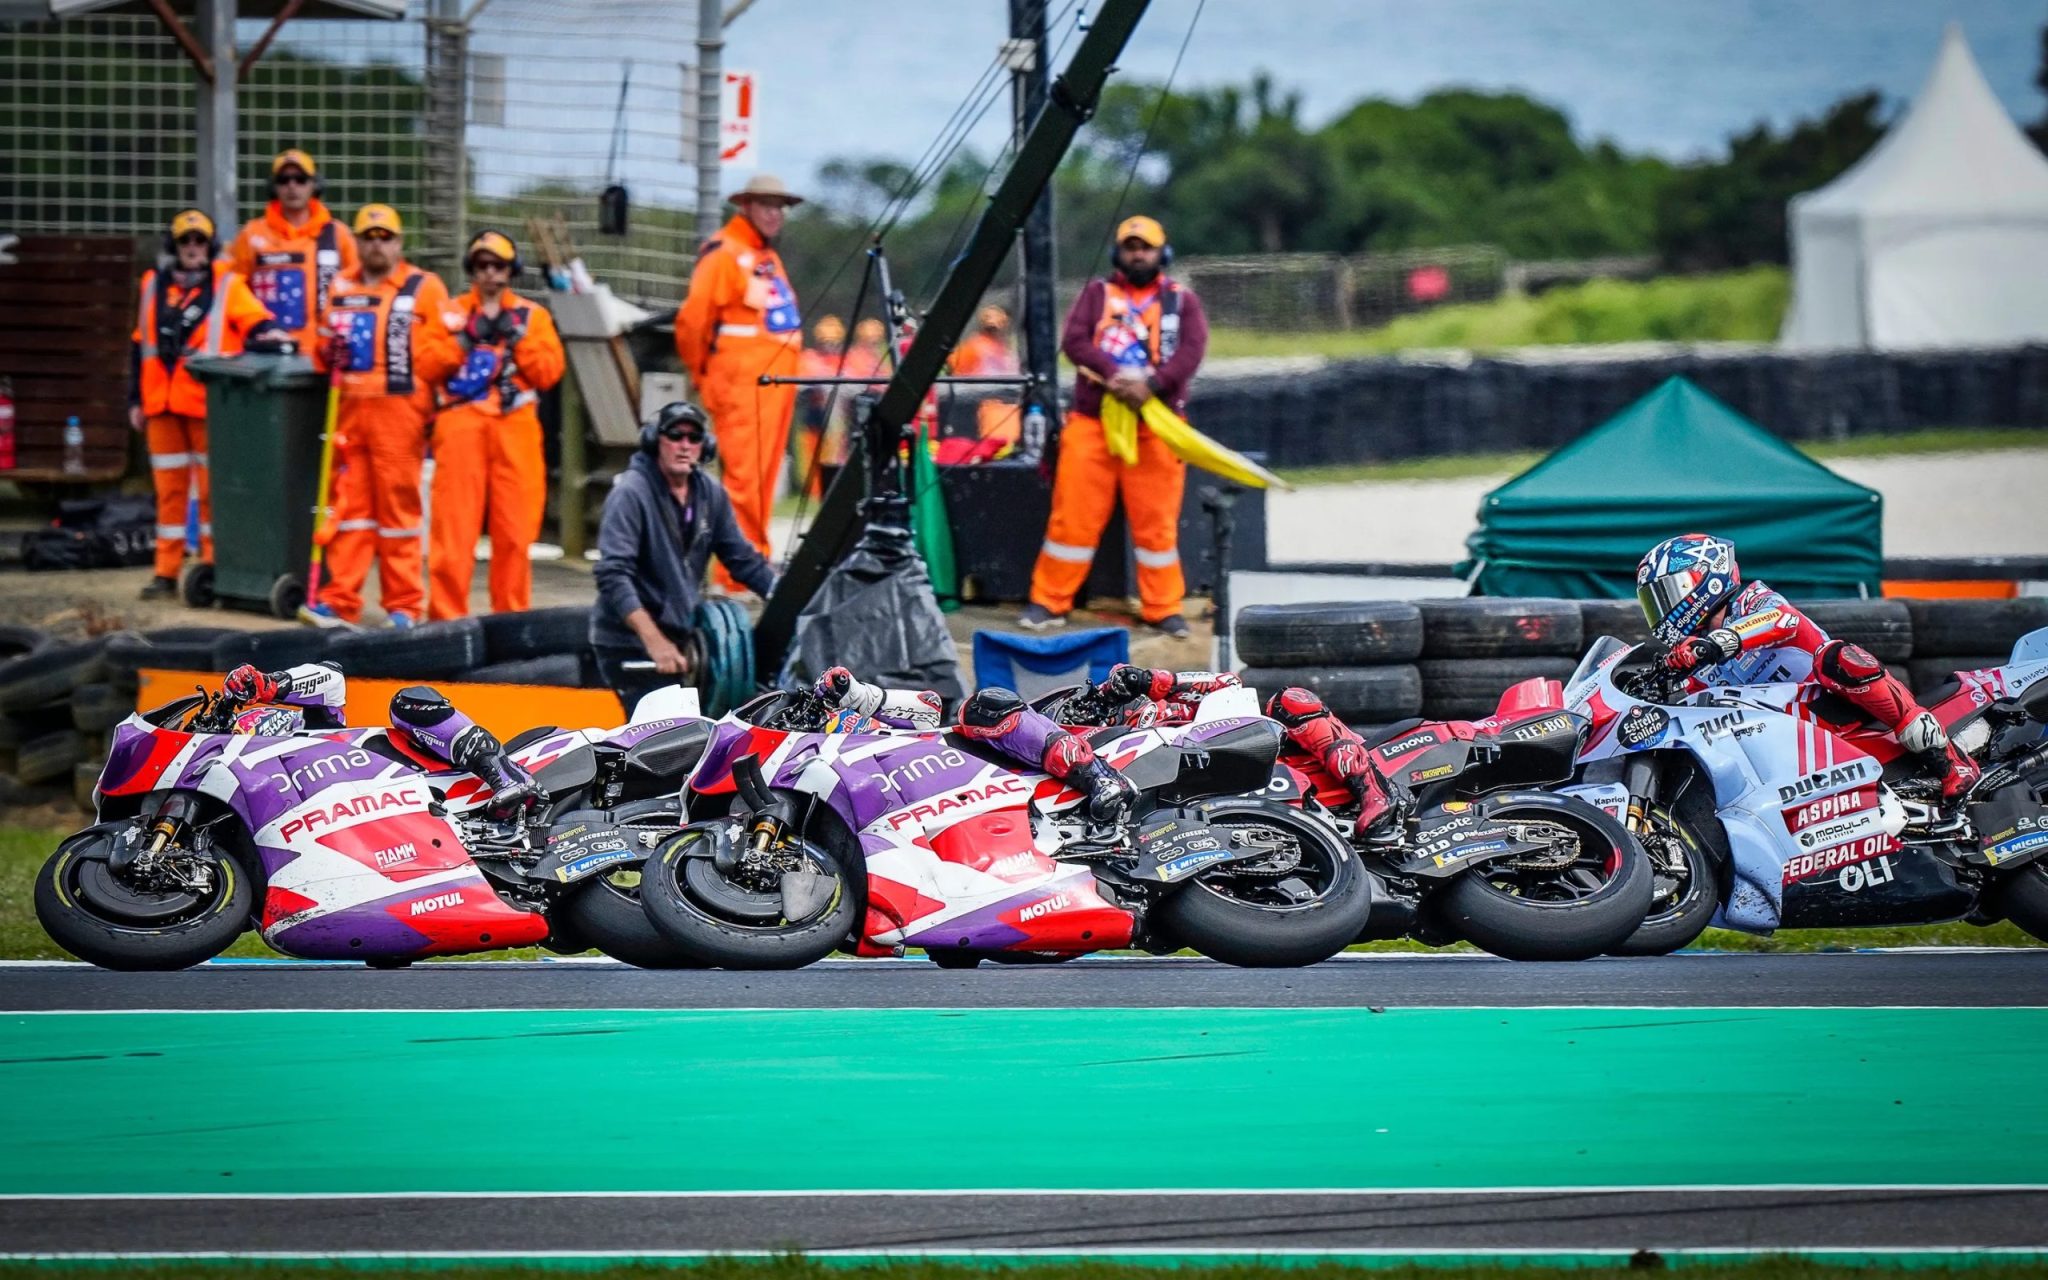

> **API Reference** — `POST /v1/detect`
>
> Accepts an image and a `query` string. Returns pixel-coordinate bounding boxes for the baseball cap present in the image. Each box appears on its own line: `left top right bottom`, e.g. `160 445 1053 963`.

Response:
168 209 216 241
271 148 318 178
353 204 403 236
1115 215 1166 247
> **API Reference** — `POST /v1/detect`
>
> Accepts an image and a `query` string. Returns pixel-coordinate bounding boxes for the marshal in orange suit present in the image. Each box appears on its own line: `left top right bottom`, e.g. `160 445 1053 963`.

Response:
674 173 805 592
304 205 459 629
427 230 565 620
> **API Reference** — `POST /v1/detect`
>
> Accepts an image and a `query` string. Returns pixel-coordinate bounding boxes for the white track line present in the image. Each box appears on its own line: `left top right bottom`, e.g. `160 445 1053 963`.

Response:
6 1247 2048 1262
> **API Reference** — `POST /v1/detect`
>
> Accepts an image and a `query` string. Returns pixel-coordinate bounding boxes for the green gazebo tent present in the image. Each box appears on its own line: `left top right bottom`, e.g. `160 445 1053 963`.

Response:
1460 376 1883 599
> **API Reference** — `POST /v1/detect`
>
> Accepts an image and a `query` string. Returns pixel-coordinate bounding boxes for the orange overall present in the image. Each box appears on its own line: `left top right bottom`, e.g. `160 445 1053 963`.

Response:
227 199 359 356
950 330 1022 442
1029 275 1207 623
316 262 457 623
131 262 274 578
427 286 565 619
675 215 802 589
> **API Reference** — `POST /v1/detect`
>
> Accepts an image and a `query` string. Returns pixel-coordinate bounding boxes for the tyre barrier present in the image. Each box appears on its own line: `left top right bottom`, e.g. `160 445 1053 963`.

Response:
1234 594 2048 733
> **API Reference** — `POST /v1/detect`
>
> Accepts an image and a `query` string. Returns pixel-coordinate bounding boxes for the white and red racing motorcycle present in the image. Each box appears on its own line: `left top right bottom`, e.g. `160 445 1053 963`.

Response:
1562 628 2048 953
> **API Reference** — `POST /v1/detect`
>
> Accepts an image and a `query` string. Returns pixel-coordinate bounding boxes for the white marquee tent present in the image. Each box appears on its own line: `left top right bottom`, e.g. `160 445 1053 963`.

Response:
1781 24 2048 350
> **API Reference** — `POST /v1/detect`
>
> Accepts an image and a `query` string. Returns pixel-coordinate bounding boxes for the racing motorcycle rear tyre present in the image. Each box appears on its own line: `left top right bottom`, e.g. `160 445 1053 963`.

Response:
1988 863 2048 944
34 835 253 971
640 833 858 970
1434 794 1651 962
556 870 706 968
1153 801 1373 967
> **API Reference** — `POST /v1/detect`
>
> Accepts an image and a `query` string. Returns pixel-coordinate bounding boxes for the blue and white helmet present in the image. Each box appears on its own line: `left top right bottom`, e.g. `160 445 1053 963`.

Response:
1635 533 1741 645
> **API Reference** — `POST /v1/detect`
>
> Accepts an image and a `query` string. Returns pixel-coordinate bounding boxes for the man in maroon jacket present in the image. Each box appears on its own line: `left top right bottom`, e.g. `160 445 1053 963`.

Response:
1020 215 1209 638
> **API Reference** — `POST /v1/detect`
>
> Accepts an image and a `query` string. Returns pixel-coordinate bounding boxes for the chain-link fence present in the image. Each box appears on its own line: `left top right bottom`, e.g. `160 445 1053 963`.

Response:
0 2 696 307
1174 246 1509 332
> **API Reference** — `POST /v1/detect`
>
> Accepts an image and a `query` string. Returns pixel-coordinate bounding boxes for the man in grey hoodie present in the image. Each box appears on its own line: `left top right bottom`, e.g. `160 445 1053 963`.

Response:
590 403 775 708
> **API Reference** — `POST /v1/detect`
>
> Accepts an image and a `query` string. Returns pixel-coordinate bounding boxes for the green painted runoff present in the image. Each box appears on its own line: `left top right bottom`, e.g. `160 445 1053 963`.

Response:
3 1007 2043 1195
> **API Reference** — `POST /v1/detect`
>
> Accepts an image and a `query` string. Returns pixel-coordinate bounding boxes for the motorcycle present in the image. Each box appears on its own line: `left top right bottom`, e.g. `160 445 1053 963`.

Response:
636 683 1374 969
34 682 719 971
1227 679 1654 962
1562 628 2048 954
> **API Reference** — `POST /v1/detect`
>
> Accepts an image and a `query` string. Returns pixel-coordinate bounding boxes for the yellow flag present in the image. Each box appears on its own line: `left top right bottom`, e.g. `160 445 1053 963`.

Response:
1100 395 1141 466
1138 397 1292 491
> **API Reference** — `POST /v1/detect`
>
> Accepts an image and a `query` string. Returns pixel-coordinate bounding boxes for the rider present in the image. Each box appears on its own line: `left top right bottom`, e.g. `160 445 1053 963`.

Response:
1636 533 1982 802
221 662 538 815
1060 664 1407 840
811 667 1135 827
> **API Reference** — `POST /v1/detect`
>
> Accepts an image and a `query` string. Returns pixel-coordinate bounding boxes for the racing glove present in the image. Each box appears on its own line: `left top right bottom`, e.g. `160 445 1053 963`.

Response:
223 664 281 705
1663 629 1740 673
815 666 884 718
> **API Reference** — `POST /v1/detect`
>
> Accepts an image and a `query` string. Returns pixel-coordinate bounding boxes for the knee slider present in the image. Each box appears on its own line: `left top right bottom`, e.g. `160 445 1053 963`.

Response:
960 687 1026 736
1818 641 1882 689
390 685 455 724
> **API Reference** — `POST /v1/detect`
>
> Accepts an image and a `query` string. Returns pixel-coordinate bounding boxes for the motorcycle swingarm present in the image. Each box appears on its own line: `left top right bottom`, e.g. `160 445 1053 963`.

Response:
1127 805 1276 884
1384 805 1557 879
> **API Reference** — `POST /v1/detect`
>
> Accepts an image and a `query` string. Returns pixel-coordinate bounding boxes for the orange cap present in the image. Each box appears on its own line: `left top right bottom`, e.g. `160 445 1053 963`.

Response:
813 315 846 344
168 209 216 241
271 148 317 178
853 317 885 344
353 204 402 236
1115 215 1166 247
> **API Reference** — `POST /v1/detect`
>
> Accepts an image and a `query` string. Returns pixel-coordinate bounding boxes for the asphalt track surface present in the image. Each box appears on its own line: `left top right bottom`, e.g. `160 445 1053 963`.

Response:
5 948 2045 1011
7 951 2046 1260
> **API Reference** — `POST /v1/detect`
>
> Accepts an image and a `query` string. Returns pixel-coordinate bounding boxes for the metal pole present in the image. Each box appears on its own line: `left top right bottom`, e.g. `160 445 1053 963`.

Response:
558 372 589 559
694 0 724 242
193 0 237 226
426 0 468 280
1010 0 1059 442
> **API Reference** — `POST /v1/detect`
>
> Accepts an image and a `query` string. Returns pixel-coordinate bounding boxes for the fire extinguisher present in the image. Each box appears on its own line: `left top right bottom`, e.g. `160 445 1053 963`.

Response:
0 377 16 472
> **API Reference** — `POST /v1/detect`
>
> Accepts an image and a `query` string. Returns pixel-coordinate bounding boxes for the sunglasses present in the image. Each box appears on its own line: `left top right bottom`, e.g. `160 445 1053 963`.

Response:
659 426 706 444
175 233 210 247
274 173 312 187
361 230 398 242
469 257 510 273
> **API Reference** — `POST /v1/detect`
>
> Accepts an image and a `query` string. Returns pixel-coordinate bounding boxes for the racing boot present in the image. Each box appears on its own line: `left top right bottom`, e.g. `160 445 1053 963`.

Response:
1267 687 1406 842
1047 733 1136 830
390 685 537 820
1900 709 1982 804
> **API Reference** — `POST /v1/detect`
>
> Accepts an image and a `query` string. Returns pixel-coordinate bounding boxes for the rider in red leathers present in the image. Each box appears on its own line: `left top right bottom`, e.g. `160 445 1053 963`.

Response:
1636 533 1981 802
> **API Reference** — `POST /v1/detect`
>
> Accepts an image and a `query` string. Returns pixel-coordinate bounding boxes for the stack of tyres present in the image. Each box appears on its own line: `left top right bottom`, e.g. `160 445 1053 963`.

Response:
0 632 121 812
1415 599 1583 718
1905 598 2048 693
1235 601 1425 729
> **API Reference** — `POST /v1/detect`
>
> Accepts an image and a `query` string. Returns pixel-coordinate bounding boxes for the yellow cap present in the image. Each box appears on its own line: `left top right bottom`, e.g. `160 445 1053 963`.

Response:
466 230 518 267
168 209 216 241
812 315 846 344
353 204 403 236
271 148 317 178
1115 215 1166 247
853 317 884 344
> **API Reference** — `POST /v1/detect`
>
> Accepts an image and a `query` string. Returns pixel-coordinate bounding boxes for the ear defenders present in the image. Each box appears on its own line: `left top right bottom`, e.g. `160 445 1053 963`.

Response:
641 401 718 464
162 209 221 260
465 228 524 277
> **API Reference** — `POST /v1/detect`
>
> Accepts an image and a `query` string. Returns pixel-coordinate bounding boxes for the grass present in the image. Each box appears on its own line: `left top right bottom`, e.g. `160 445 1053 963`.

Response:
5 823 2040 962
1274 427 2046 489
3 1259 2046 1279
1206 267 1791 360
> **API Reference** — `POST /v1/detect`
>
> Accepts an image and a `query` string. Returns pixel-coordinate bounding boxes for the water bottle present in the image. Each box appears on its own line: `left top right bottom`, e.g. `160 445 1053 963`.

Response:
1021 401 1048 462
62 415 85 476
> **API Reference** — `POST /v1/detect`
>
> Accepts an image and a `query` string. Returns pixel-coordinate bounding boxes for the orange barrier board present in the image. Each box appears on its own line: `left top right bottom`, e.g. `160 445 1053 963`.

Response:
1882 580 2019 599
136 669 627 739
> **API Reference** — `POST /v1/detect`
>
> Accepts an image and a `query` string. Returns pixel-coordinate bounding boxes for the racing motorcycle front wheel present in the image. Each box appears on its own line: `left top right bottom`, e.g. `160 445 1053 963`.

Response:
1433 793 1652 962
1152 800 1374 967
34 819 255 971
1608 800 1725 956
639 825 859 970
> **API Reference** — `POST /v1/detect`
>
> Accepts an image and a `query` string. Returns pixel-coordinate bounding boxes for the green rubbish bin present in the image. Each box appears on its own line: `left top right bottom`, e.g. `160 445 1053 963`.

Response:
184 354 328 618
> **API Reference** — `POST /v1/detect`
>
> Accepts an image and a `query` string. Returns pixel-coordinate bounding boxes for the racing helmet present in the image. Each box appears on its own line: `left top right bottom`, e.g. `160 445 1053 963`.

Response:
1635 533 1741 643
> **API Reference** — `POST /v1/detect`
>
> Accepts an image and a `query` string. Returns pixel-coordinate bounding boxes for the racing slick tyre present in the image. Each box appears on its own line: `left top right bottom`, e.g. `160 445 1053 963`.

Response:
328 617 485 680
1417 658 1578 720
1238 665 1423 722
1905 598 2048 658
556 867 705 969
34 825 254 971
1234 602 1425 667
482 607 591 664
1419 598 1583 659
1434 793 1652 962
1988 863 2048 945
0 636 114 713
1152 800 1373 967
1800 600 1913 664
1607 801 1725 956
640 825 858 970
1577 599 1651 647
